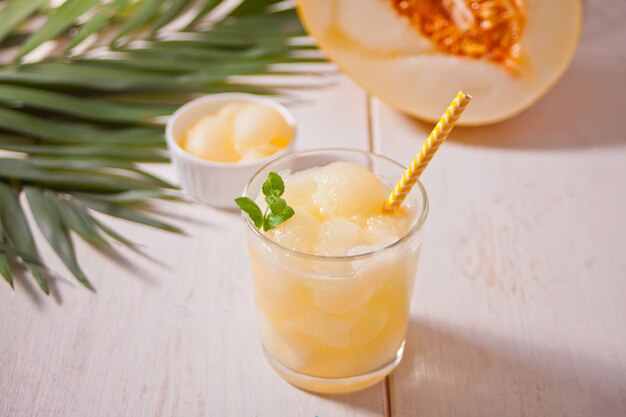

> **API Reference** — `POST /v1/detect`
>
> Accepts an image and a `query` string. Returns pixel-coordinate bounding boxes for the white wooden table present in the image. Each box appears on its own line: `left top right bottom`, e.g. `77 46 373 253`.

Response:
1 3 625 416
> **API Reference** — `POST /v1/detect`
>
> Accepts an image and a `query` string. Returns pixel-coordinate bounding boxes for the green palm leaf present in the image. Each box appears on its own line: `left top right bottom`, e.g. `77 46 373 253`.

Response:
228 0 285 17
150 0 193 37
0 0 323 296
47 192 110 247
73 189 181 203
25 186 91 288
0 0 46 44
0 62 189 91
90 214 137 248
65 1 130 52
0 182 48 294
0 241 45 266
16 0 99 61
77 196 182 234
112 0 163 46
0 158 164 192
0 143 168 163
0 224 13 288
0 108 164 145
185 0 220 29
0 85 174 124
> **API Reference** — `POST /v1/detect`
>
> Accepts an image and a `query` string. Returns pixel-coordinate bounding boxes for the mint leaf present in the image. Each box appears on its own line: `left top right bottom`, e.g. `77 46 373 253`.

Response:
263 195 293 230
262 172 284 198
236 172 294 231
264 206 295 231
283 206 295 219
235 197 263 228
266 195 287 215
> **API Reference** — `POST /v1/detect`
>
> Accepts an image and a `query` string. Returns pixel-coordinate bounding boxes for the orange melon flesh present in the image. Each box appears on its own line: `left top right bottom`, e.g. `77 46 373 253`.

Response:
297 0 582 126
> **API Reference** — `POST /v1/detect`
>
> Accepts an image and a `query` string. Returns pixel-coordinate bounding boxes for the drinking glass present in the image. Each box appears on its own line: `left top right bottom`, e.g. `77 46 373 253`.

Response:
242 149 428 393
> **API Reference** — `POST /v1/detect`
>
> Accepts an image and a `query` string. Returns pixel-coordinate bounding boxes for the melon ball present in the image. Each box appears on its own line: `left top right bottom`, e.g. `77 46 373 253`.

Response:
217 103 244 121
239 149 267 163
365 215 404 243
366 205 416 243
314 218 364 256
183 115 239 163
349 308 390 348
312 162 388 220
295 309 353 348
267 208 320 254
347 236 399 257
238 144 282 163
232 103 293 153
282 170 319 215
257 313 311 370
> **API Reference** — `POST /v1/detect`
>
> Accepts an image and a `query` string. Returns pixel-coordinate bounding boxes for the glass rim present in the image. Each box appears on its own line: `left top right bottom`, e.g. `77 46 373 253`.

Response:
242 148 429 262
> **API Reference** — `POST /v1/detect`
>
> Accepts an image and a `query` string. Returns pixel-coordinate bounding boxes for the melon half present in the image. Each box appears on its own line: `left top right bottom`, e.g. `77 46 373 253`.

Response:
297 0 582 125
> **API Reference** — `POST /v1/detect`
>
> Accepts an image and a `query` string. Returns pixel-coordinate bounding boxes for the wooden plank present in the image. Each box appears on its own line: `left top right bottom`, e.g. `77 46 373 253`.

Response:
0 77 388 416
371 2 626 416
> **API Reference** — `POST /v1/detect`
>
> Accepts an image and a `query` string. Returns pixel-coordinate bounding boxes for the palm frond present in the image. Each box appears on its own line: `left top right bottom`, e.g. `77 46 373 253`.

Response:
0 182 48 293
25 186 91 288
15 0 99 61
0 85 174 124
0 0 46 45
0 223 14 288
0 0 324 294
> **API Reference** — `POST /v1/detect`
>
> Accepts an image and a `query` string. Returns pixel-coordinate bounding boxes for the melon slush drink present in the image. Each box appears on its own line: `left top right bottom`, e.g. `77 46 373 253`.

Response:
240 149 428 393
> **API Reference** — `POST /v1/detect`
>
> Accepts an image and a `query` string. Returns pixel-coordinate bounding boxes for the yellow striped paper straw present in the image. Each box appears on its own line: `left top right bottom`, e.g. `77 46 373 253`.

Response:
384 91 472 211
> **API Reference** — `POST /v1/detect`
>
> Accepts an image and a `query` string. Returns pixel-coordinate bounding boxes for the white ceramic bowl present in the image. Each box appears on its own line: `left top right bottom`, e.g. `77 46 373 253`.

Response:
166 94 296 208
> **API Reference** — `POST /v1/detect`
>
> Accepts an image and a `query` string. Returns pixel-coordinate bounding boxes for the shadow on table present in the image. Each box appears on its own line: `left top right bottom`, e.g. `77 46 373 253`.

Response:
391 318 626 417
8 232 174 307
10 260 68 307
318 382 389 415
398 58 626 151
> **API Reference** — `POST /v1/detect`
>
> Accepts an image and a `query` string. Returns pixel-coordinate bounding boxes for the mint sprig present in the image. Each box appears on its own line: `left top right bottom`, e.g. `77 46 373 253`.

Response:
236 172 295 231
